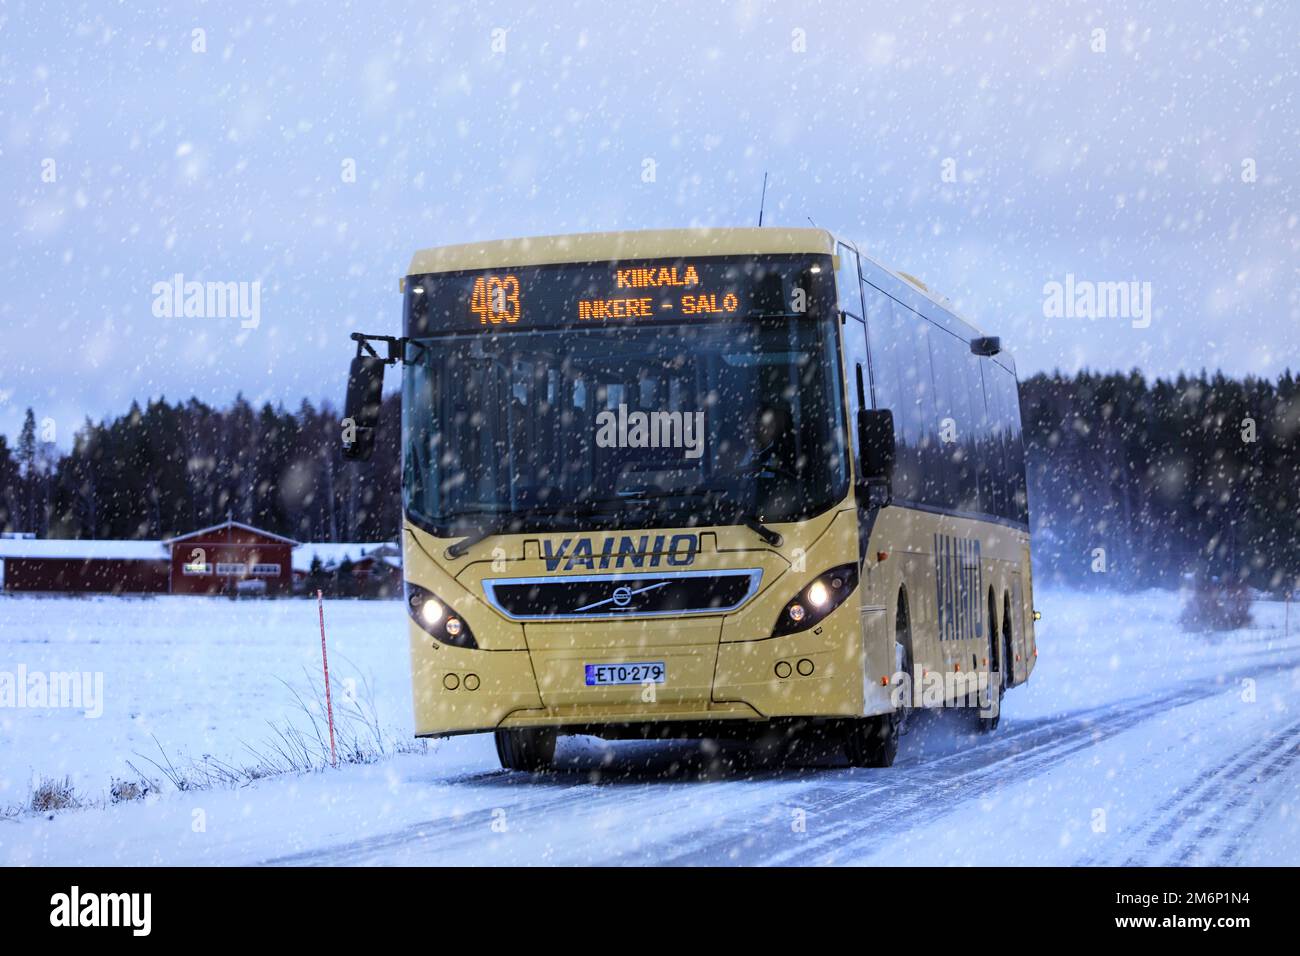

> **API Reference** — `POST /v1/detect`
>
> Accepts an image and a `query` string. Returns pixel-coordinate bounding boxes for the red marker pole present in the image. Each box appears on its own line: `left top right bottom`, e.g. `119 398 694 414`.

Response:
317 589 337 768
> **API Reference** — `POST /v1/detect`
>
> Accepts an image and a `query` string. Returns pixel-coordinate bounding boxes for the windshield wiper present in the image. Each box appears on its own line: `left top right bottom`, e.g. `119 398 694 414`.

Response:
697 488 784 547
440 492 783 554
437 510 520 559
580 491 784 548
731 507 783 547
440 505 576 557
445 525 501 559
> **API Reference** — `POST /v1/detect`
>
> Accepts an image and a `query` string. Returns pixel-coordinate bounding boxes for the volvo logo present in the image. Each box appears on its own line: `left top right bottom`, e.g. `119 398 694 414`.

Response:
575 580 670 613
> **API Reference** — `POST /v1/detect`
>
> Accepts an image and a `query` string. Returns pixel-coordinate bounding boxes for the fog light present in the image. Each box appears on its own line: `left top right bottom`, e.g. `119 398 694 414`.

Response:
445 617 463 638
788 603 806 623
807 581 830 607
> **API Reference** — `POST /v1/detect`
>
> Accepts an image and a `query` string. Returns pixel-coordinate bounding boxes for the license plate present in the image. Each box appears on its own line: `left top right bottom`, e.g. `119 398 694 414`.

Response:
584 661 666 686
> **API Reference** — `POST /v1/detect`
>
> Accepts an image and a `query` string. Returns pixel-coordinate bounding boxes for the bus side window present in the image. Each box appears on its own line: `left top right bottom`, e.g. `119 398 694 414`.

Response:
843 319 869 463
925 325 1006 514
836 246 870 468
863 290 930 503
997 366 1029 522
836 243 864 319
979 361 1007 519
955 346 985 513
979 362 1027 523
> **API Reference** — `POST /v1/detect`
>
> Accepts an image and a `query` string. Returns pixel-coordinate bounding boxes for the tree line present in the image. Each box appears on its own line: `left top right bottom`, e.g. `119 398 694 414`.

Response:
1021 369 1299 593
0 369 1296 593
0 396 400 545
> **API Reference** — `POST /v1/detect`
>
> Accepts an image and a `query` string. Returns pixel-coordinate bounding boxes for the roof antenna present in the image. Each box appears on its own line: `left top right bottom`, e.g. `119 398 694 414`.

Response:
757 171 769 227
806 215 818 228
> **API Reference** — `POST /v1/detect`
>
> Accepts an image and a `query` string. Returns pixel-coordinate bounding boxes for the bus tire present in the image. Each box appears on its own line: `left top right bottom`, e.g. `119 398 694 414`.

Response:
1002 592 1016 689
494 727 557 772
892 588 916 733
844 713 900 768
976 594 1003 733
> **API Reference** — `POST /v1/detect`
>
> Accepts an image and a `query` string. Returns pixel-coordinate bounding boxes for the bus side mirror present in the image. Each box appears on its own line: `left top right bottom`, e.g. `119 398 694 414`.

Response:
857 407 896 491
342 355 385 462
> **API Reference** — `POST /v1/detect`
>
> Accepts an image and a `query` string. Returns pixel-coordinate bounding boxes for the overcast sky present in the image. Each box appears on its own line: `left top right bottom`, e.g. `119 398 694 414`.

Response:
2 0 1296 445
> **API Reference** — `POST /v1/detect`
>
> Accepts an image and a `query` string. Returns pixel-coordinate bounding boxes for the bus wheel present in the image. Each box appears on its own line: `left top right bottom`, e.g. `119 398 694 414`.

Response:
1002 593 1015 689
976 617 1002 734
494 727 557 772
844 713 899 768
894 591 915 737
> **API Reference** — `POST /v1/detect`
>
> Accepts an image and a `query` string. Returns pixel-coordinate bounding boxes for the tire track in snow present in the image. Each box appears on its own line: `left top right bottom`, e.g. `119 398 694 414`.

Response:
262 660 1297 866
1071 726 1300 866
1138 728 1300 866
635 663 1298 866
567 687 1207 865
1214 737 1300 865
262 776 611 865
263 746 797 866
1164 726 1300 866
698 691 1207 866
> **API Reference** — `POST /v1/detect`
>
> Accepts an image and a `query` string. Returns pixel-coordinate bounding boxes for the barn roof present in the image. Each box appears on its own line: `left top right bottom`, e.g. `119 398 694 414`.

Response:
0 530 388 568
162 519 298 547
0 539 168 561
292 542 399 573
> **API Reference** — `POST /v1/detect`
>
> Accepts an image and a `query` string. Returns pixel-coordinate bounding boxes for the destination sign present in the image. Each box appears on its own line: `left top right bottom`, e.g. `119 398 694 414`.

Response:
404 255 830 336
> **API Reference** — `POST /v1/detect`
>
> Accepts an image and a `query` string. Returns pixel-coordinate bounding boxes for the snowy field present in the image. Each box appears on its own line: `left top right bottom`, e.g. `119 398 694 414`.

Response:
1 588 1297 866
0 596 415 796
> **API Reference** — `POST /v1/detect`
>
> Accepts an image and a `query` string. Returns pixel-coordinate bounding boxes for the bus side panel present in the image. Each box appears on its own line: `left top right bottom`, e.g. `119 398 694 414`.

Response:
864 506 1032 706
1022 543 1038 679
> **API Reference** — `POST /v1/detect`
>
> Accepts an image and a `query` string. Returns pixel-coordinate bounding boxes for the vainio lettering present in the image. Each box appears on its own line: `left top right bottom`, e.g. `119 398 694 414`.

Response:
542 534 698 572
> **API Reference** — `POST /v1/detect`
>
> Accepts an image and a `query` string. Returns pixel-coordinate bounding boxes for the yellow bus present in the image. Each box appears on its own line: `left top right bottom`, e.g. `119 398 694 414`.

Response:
341 228 1037 771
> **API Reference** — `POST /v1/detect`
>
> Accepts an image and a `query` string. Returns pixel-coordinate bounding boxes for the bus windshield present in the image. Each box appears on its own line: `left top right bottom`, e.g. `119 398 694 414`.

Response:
401 259 847 534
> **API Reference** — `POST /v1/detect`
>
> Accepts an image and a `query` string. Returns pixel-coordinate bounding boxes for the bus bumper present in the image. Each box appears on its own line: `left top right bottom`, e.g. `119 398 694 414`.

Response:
713 599 895 719
409 598 892 737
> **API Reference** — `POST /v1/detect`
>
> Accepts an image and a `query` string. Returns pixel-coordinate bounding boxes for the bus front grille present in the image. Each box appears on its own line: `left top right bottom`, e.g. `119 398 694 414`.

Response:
481 568 762 621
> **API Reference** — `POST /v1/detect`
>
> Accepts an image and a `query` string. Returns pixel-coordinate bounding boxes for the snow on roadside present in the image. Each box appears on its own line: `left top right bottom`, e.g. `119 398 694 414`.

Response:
0 595 413 809
1016 587 1297 719
1 587 1296 867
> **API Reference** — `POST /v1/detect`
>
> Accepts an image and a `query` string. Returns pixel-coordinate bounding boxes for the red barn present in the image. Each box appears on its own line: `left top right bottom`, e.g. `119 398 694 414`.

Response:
1 521 305 596
0 539 170 594
164 520 298 596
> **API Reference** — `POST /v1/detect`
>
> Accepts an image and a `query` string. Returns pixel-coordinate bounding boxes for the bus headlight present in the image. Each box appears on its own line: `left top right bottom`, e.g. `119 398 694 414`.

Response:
772 564 859 637
419 597 444 626
406 580 477 649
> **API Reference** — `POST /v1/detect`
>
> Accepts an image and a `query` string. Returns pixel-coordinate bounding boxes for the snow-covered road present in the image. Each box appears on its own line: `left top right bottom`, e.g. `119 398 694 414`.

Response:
2 589 1297 865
